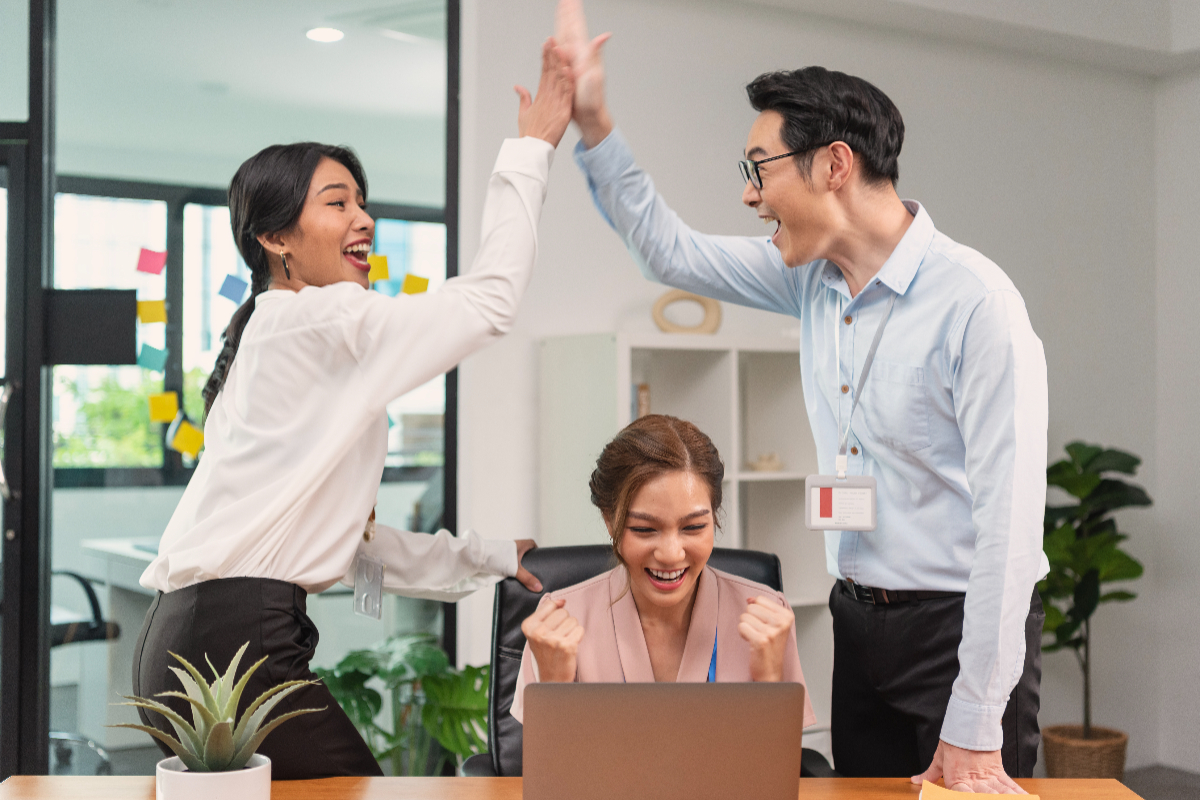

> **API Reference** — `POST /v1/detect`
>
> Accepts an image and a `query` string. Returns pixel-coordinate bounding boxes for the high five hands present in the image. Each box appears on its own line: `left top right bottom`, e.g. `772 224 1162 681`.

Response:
516 38 575 147
553 0 613 148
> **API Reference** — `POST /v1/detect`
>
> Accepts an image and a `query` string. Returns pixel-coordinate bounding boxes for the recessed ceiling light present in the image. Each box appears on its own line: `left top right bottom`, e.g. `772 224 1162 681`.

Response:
306 27 344 43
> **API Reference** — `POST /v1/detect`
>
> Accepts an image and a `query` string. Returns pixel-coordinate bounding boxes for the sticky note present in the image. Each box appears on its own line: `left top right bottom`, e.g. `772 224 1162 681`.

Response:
136 248 167 275
219 274 249 304
919 782 1037 800
171 420 205 458
137 300 167 324
137 344 168 372
400 274 429 295
367 254 389 282
373 279 402 298
148 392 179 423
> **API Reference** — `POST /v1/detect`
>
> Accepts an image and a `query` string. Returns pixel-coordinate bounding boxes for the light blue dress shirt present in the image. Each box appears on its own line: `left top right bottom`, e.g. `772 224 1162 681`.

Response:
575 129 1050 751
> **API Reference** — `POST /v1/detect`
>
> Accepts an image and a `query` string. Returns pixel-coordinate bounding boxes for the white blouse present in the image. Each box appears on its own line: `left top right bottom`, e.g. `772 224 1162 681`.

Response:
140 136 554 597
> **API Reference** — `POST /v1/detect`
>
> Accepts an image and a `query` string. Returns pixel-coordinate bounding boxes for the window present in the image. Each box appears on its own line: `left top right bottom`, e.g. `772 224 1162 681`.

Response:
52 194 167 468
50 178 447 488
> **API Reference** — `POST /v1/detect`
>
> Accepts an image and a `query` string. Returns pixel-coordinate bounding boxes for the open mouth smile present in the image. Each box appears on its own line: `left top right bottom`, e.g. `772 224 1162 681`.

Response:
761 215 782 246
343 240 372 271
645 567 688 591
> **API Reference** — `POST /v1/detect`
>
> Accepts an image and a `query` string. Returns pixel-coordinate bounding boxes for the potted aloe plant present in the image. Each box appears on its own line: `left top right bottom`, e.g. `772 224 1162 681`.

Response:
113 642 324 799
1040 442 1150 779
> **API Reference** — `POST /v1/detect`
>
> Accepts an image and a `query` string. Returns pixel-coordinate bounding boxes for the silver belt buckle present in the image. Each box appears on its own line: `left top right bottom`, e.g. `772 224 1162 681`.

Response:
846 580 875 604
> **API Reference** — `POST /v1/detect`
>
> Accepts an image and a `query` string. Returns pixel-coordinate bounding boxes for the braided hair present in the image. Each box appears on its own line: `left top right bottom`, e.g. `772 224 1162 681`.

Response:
588 414 725 572
202 142 367 417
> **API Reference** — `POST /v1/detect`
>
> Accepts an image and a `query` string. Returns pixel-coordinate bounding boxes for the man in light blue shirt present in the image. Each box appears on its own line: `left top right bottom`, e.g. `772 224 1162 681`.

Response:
554 1 1049 793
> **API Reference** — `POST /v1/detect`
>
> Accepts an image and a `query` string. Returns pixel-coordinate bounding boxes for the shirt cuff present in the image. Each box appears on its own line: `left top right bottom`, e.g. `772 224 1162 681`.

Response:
939 695 1006 751
572 127 636 187
494 136 555 181
480 539 519 578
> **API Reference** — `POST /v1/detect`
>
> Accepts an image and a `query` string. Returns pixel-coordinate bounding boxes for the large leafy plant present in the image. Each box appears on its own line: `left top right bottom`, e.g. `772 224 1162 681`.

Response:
1041 442 1150 738
113 643 324 771
314 633 488 775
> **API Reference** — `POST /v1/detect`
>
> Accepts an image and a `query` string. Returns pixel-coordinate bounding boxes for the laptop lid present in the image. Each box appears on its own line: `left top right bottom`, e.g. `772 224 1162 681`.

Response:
522 682 806 800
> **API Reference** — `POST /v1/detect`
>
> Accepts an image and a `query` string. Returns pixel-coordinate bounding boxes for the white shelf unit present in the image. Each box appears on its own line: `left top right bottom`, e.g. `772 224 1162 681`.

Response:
539 332 835 732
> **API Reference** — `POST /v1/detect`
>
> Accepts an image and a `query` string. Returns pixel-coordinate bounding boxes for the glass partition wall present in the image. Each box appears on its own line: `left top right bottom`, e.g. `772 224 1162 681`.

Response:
3 0 459 777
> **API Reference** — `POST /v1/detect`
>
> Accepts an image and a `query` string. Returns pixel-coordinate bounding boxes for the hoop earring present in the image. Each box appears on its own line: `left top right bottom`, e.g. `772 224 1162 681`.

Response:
280 251 291 280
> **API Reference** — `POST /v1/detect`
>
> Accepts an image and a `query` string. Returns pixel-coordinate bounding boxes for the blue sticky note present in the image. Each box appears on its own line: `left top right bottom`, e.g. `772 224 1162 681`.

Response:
219 274 249 304
374 278 404 298
137 344 168 372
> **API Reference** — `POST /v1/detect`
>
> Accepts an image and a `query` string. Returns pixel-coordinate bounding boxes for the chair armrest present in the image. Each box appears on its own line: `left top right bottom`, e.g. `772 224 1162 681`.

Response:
461 753 497 777
800 747 839 778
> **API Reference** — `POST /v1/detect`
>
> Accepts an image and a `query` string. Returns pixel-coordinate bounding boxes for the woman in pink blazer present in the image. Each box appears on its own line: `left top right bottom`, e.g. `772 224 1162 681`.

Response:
510 414 817 728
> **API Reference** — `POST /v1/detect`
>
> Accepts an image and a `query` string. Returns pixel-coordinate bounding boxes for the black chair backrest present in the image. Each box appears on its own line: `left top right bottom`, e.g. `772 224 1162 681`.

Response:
486 545 783 776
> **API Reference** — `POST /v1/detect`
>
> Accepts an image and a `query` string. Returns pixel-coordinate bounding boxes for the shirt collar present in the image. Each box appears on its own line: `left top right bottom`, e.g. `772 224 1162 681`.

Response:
819 200 936 297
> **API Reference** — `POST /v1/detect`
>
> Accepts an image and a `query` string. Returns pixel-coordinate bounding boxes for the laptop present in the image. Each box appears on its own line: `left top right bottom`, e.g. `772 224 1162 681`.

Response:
522 682 806 800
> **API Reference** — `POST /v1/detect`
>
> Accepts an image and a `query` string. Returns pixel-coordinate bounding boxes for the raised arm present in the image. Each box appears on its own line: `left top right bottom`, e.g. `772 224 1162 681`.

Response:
554 0 801 316
338 40 575 408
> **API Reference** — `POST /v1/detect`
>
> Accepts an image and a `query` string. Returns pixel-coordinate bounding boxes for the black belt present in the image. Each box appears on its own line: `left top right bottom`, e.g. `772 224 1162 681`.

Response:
840 579 964 605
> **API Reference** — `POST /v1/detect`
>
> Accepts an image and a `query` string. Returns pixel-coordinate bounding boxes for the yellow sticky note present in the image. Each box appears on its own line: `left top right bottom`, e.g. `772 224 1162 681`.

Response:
137 300 167 324
367 254 389 282
920 781 1037 800
171 420 205 458
401 274 429 295
148 392 179 423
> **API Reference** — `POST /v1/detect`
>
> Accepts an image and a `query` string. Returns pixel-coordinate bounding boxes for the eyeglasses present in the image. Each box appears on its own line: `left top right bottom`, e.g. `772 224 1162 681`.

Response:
737 150 805 190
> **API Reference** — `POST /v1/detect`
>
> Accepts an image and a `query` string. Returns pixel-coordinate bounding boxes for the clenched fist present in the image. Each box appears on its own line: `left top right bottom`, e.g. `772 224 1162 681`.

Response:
738 596 794 682
521 595 585 683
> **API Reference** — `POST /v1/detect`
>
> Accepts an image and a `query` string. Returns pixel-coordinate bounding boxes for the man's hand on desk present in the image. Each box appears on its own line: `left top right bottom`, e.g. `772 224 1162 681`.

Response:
913 740 1027 794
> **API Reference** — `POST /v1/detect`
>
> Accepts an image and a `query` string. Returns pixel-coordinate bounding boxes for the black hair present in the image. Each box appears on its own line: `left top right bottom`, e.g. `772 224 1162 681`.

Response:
745 67 904 186
202 142 368 417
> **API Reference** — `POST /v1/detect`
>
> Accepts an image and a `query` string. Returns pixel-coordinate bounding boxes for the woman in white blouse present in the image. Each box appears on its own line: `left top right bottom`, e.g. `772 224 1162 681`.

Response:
131 44 573 778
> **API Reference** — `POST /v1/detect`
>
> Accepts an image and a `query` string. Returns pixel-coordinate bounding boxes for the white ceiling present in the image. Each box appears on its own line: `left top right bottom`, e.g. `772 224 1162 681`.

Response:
34 0 1200 201
734 0 1200 75
55 0 449 204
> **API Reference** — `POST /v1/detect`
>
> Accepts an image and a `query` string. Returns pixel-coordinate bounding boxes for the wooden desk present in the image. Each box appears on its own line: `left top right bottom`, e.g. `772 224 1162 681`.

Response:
0 777 1143 799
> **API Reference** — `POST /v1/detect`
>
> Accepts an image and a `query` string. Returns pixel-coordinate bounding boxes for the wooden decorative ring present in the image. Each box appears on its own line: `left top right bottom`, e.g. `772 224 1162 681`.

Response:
651 289 722 334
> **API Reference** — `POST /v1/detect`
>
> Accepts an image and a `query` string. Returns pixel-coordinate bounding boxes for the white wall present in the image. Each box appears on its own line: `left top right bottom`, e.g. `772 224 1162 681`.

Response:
1153 66 1200 772
456 0 1166 769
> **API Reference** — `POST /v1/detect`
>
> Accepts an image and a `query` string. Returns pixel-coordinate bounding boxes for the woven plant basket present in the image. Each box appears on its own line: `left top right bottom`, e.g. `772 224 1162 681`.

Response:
1043 725 1128 779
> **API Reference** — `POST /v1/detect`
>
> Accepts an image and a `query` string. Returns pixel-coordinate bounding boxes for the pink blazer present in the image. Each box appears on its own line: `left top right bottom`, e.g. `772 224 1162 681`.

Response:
510 565 818 727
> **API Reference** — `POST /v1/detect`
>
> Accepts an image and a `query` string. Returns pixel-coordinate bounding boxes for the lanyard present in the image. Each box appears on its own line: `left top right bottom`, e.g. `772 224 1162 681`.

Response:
834 291 898 478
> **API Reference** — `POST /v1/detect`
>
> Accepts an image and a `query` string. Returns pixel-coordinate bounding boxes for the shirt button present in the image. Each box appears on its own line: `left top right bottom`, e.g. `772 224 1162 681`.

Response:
841 385 849 394
851 446 859 455
844 315 852 325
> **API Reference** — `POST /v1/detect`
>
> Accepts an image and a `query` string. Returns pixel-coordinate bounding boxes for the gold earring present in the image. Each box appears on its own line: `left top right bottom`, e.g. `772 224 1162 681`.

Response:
280 251 291 280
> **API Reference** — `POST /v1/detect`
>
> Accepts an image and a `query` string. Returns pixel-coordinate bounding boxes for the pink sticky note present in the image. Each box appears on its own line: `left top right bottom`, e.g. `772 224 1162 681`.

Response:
136 248 168 275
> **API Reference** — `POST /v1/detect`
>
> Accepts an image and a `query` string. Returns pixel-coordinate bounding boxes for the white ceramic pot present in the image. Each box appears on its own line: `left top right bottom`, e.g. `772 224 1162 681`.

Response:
155 754 271 800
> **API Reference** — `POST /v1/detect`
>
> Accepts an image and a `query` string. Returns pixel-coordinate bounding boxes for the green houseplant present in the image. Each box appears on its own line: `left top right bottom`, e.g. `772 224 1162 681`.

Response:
114 642 324 799
314 632 488 775
1040 442 1150 778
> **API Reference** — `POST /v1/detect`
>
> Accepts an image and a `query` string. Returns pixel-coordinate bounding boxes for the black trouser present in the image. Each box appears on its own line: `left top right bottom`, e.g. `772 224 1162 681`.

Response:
829 583 1043 778
132 577 383 779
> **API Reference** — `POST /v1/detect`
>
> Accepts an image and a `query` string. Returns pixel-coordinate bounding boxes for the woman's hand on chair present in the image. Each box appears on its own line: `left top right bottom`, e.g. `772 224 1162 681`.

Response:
514 539 543 592
739 596 793 682
522 595 584 683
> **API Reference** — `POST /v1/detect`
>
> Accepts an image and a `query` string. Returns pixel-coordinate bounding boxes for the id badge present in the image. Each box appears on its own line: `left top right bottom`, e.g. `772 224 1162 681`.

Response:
804 474 877 531
353 554 385 619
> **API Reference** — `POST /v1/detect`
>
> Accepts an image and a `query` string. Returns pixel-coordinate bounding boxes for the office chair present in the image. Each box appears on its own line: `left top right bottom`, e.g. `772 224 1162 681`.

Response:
461 545 838 778
0 570 120 774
